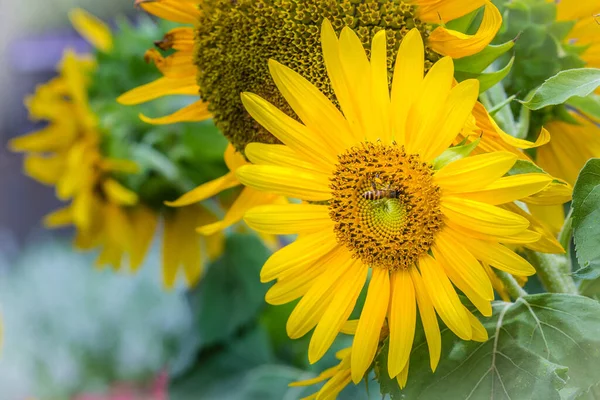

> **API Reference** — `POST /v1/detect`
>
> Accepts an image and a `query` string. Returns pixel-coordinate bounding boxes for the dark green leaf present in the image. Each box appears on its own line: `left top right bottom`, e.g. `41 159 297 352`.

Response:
572 159 600 278
521 68 600 110
191 234 270 348
389 294 600 399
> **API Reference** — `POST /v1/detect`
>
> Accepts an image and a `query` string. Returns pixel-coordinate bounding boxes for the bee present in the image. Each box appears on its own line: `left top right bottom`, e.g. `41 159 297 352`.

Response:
362 176 400 200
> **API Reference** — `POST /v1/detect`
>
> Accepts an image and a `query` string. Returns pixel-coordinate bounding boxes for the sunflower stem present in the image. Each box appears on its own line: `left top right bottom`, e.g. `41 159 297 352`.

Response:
496 270 527 299
557 207 573 262
525 250 578 294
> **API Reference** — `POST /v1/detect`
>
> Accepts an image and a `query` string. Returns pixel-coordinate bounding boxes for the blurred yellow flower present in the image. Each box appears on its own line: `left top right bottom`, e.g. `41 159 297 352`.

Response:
9 9 224 289
236 22 558 384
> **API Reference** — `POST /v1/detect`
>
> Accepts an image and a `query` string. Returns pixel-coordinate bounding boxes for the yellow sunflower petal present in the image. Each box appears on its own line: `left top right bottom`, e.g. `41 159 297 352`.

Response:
117 76 199 105
418 254 472 341
391 28 424 145
409 268 441 371
241 92 337 169
69 8 113 52
128 206 158 272
428 2 502 58
236 164 331 201
137 0 201 24
388 269 416 378
422 79 480 161
441 196 529 236
466 308 488 342
44 206 74 227
417 0 486 23
286 251 354 339
196 188 280 236
289 366 339 387
310 261 368 364
370 29 392 143
320 19 363 144
434 152 517 192
268 59 354 151
244 143 323 174
165 172 239 207
244 204 333 235
338 26 373 141
266 246 345 305
139 100 211 125
260 229 338 282
433 228 494 301
460 236 537 276
351 267 390 383
9 123 77 152
102 178 138 206
405 57 454 154
23 154 65 185
143 48 196 78
457 174 552 205
317 369 352 400
396 361 410 389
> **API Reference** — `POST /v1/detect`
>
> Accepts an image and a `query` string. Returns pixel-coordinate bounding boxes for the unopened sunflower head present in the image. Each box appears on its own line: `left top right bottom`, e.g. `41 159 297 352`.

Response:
121 0 502 154
233 19 569 385
9 9 228 289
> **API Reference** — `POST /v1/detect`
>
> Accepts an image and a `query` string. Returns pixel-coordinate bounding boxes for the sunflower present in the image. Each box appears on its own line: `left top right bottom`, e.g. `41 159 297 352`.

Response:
233 21 564 384
9 9 225 289
118 0 551 235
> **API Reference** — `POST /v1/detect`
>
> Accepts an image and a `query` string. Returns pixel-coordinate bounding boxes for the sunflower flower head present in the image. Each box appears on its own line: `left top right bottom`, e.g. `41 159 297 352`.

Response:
236 19 558 385
9 9 230 289
122 0 502 154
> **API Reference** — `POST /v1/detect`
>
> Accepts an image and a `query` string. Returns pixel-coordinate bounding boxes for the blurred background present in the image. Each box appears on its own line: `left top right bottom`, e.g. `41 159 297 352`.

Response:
0 2 194 399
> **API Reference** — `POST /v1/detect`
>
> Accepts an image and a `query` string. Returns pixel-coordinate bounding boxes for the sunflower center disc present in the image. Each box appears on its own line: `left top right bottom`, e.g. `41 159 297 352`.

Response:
329 142 443 271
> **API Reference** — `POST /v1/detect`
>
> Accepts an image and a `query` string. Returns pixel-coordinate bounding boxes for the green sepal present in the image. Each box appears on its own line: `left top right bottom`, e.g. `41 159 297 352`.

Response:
432 138 480 170
455 57 515 93
454 40 515 74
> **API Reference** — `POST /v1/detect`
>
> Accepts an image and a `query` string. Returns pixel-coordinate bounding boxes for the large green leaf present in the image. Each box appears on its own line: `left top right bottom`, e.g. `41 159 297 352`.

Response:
521 68 600 110
572 159 600 278
380 294 600 399
190 234 271 348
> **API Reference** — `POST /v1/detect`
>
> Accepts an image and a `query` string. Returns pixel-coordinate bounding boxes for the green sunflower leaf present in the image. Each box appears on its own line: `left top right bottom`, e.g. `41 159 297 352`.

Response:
572 159 600 279
520 68 600 110
390 294 600 400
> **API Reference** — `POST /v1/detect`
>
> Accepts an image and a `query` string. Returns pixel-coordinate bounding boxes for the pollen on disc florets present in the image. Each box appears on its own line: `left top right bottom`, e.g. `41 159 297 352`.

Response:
329 142 443 271
194 0 439 154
